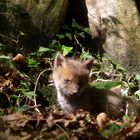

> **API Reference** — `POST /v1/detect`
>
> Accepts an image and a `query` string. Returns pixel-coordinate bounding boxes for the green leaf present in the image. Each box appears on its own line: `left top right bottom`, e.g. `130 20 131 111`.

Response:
28 58 39 67
11 94 20 99
135 73 140 81
80 49 92 60
61 45 73 56
23 91 36 100
65 33 72 40
57 34 65 39
91 80 121 90
20 31 25 36
72 19 82 30
39 46 50 52
51 40 58 45
100 130 112 139
62 25 71 30
29 52 37 56
79 32 85 38
83 27 91 34
20 80 31 89
0 55 11 59
14 105 28 112
100 122 122 139
108 123 121 132
116 64 126 73
123 115 132 121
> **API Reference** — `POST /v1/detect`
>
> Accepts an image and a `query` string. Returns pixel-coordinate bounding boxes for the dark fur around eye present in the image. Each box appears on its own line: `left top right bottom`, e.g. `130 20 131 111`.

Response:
78 80 84 86
78 76 88 86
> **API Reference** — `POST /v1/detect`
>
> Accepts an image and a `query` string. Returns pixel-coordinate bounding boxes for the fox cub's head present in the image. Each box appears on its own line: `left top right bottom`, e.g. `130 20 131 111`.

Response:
53 53 93 97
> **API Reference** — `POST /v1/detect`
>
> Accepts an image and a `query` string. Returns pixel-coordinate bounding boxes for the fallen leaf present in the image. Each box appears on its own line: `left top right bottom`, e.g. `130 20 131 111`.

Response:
2 112 28 121
96 112 109 130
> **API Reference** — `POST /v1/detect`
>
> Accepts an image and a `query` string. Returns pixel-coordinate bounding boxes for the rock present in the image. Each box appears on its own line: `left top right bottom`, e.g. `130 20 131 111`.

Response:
85 0 140 72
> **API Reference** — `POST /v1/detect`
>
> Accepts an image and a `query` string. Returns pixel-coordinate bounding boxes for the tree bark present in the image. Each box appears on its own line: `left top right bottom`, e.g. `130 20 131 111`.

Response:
13 0 68 39
0 0 68 52
85 0 140 72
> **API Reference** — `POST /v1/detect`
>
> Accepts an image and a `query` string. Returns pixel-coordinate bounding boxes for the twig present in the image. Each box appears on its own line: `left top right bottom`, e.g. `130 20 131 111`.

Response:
125 102 129 116
55 123 70 140
74 33 82 48
33 68 52 113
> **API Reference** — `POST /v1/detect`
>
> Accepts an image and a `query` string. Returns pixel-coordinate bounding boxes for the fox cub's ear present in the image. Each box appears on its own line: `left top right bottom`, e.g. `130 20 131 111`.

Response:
54 53 66 68
83 58 94 70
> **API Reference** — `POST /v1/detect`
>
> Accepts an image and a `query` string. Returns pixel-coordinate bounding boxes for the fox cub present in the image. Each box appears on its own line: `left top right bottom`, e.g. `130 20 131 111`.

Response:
53 53 140 119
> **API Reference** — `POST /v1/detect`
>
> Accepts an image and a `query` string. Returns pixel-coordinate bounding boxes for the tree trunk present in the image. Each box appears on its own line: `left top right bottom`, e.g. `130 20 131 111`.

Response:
0 0 68 52
85 0 140 72
12 0 68 39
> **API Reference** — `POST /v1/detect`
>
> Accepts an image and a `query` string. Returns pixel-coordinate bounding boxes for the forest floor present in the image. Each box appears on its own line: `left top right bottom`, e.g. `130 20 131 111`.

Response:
0 106 140 140
0 56 140 140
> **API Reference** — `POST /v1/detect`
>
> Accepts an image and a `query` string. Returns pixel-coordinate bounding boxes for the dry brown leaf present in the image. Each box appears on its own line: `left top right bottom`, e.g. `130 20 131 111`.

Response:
2 112 28 121
0 76 11 88
126 123 140 139
46 114 54 128
131 122 140 133
12 53 27 64
134 116 140 123
96 112 109 130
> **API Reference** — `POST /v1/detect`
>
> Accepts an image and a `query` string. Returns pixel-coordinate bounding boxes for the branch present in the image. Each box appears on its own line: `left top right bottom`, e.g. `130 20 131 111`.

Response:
33 68 52 114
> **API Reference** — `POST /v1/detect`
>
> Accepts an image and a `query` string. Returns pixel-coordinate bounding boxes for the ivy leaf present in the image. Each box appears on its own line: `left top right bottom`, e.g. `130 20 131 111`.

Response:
28 58 39 67
91 80 121 90
72 19 81 29
61 45 73 56
65 33 72 40
39 46 50 52
51 40 58 45
80 49 92 60
20 80 31 89
57 34 65 39
83 27 91 34
79 32 85 38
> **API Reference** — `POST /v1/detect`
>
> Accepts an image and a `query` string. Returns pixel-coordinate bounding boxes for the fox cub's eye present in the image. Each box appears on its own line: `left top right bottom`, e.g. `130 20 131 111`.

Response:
63 79 71 84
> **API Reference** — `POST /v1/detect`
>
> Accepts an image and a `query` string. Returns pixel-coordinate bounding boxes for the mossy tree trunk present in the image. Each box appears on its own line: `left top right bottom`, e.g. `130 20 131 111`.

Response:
0 0 68 52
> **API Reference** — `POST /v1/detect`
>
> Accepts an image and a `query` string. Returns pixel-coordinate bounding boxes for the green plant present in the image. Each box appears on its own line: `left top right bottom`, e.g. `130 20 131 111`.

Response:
100 122 125 139
13 80 36 108
28 58 39 68
48 19 91 57
135 73 140 81
91 79 121 90
61 45 73 56
80 48 92 60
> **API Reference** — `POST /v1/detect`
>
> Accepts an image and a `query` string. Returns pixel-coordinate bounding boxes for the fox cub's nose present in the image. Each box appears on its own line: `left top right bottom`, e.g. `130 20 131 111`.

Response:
72 85 79 93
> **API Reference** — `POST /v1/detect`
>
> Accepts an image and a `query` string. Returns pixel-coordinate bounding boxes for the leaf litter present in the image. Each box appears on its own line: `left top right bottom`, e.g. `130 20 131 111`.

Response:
0 56 140 140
